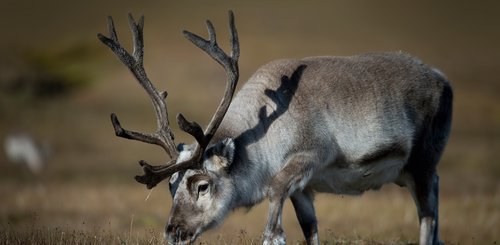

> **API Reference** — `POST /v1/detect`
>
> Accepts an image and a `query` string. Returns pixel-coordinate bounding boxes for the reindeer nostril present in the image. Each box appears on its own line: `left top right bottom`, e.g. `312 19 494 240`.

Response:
165 225 180 244
166 225 174 233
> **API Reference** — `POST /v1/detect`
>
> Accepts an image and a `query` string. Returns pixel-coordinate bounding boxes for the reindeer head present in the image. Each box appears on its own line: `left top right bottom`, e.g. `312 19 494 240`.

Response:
165 139 236 243
98 11 239 244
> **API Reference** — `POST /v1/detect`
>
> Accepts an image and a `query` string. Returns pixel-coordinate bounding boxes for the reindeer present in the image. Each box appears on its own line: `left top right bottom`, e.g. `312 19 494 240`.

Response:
98 11 452 245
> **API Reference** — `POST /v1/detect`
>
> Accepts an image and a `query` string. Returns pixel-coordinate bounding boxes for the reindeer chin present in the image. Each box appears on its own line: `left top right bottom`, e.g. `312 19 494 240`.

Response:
165 226 201 245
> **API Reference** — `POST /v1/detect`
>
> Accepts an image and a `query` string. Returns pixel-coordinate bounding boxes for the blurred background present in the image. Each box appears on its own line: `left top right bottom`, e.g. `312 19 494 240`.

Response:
0 0 498 244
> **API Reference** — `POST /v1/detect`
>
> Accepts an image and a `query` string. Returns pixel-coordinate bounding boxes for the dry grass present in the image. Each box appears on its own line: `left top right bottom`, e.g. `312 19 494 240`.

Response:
1 1 499 244
1 180 498 244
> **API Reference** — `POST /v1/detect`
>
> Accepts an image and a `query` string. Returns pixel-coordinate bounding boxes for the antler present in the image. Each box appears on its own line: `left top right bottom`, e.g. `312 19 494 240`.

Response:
182 10 240 145
98 14 179 160
98 11 240 189
136 11 240 189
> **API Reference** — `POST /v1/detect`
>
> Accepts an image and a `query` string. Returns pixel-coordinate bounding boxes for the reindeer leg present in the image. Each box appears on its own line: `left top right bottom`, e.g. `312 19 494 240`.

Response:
263 195 286 245
405 172 441 245
263 154 317 245
291 188 319 245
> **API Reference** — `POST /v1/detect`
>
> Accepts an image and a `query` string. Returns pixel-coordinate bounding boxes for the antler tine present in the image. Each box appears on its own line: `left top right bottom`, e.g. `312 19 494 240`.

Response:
98 15 179 160
228 11 240 61
182 11 239 74
128 13 145 64
177 114 206 146
135 158 200 189
134 159 175 189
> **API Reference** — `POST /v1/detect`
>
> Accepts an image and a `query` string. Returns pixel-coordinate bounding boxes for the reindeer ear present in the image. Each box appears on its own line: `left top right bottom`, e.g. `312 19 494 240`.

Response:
218 138 235 164
205 138 235 171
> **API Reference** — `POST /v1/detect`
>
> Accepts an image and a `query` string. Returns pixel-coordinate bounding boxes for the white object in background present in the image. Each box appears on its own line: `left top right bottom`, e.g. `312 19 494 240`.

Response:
4 133 45 173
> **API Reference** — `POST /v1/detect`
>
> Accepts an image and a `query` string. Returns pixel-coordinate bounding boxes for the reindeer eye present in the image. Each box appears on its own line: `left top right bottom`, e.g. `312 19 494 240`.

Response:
198 183 209 195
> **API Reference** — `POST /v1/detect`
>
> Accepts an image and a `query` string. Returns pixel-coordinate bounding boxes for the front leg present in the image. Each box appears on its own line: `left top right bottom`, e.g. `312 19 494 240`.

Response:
263 196 286 245
263 154 317 245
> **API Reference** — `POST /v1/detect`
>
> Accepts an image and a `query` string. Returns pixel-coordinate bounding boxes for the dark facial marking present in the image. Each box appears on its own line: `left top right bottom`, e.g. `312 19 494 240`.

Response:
169 171 186 197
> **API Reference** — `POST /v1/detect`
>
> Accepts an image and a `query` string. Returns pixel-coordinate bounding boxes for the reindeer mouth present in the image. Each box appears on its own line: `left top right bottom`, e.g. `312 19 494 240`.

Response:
165 227 202 245
164 236 198 245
